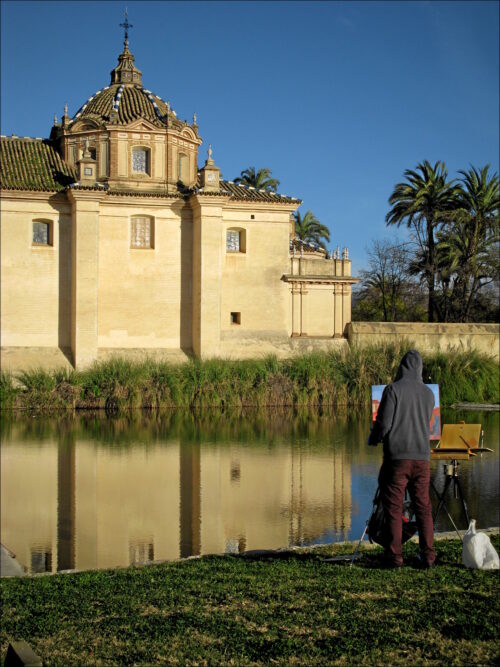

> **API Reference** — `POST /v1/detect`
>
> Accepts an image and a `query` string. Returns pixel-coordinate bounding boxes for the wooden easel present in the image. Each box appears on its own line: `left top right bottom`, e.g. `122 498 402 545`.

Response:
430 423 492 537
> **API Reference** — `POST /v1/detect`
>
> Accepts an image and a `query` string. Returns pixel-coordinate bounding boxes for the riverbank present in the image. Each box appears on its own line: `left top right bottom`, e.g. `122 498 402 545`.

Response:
1 344 498 414
1 537 499 666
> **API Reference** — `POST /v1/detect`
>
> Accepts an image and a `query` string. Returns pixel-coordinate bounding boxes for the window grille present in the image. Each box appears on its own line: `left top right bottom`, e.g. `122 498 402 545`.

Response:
132 148 149 174
131 217 153 248
33 221 50 245
226 230 240 252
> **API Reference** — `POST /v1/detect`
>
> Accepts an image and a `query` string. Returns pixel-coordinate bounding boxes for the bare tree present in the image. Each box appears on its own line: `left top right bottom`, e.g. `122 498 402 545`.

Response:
353 239 423 321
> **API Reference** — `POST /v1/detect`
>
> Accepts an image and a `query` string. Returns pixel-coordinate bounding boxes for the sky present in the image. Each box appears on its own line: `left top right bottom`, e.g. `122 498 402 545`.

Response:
1 0 498 274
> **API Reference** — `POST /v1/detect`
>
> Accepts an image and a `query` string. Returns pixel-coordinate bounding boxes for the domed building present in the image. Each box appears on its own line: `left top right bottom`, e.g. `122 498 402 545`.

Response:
0 29 357 369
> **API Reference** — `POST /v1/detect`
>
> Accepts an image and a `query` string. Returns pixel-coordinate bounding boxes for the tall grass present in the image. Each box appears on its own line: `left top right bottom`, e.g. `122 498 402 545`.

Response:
1 344 498 413
423 349 499 406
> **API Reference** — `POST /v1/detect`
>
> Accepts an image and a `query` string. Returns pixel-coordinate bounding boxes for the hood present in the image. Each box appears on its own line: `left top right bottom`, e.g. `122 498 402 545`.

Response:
394 349 423 382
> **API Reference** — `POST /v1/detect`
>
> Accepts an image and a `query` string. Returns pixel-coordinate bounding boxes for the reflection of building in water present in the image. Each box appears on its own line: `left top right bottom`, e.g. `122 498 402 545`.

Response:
1 443 58 574
1 432 181 574
200 445 351 555
1 430 351 573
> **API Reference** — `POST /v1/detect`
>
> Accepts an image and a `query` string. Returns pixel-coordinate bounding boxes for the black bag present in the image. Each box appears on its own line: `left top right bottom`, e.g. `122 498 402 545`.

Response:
368 488 418 547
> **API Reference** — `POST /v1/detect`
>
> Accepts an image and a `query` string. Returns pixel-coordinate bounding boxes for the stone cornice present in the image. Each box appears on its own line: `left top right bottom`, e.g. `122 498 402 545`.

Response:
189 192 231 209
67 188 107 204
0 189 68 202
224 200 300 213
282 275 360 285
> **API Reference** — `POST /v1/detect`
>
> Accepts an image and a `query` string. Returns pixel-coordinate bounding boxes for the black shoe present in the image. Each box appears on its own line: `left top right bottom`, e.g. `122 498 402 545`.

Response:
414 555 436 569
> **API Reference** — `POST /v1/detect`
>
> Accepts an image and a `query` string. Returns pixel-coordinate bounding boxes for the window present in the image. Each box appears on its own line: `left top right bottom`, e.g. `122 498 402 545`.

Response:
226 228 246 253
84 167 93 176
132 147 149 174
230 312 241 325
131 216 154 249
32 220 52 246
89 148 97 160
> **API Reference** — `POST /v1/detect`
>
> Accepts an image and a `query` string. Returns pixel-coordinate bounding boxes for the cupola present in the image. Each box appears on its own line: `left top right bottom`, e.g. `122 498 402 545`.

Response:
110 40 142 86
110 11 141 85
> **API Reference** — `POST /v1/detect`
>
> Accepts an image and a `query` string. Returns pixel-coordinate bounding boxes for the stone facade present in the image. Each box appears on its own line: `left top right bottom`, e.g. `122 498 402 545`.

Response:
0 38 357 369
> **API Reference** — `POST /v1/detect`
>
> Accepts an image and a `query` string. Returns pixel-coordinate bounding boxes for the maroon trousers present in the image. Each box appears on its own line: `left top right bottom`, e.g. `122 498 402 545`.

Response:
378 459 435 567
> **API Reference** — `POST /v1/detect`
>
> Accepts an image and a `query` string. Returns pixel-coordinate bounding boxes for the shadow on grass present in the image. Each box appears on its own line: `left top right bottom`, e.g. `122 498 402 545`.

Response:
236 537 467 571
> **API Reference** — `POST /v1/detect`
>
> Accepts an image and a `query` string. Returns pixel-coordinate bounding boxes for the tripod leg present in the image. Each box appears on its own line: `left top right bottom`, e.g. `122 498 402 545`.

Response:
432 475 453 522
350 523 368 567
454 477 470 527
432 476 463 539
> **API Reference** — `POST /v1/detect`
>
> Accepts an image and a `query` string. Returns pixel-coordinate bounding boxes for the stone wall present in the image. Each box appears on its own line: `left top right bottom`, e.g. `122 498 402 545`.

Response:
219 331 349 359
346 322 500 359
0 194 72 349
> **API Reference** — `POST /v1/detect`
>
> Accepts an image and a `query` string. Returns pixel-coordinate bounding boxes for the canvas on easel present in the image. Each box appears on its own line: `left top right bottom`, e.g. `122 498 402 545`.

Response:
371 384 441 440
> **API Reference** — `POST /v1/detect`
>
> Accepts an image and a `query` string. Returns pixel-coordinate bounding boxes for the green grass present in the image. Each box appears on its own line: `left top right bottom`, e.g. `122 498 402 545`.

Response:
2 344 498 414
1 538 499 666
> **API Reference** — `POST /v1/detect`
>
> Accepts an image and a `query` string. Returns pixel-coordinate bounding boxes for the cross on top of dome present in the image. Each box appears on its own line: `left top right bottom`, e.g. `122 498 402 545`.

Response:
119 9 133 46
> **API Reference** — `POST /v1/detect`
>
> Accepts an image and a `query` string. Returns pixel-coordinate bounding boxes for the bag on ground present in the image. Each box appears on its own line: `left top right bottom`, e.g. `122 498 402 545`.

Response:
462 519 499 570
367 489 417 547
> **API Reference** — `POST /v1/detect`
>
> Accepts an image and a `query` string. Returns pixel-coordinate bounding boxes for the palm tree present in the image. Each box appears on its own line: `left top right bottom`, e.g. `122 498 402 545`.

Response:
292 210 331 251
386 160 460 322
438 165 499 321
234 166 280 192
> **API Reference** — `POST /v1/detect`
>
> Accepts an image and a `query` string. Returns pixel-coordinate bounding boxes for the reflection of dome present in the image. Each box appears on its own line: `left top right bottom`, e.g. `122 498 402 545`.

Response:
68 40 178 129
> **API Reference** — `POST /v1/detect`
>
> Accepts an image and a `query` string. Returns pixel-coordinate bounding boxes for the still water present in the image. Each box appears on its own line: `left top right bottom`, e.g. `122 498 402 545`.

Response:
1 408 498 575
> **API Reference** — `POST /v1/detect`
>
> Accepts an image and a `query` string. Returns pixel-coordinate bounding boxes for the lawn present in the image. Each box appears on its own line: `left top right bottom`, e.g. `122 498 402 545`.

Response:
1 537 499 666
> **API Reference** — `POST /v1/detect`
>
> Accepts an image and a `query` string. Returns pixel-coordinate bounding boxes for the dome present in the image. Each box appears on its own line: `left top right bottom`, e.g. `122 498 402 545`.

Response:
69 41 178 129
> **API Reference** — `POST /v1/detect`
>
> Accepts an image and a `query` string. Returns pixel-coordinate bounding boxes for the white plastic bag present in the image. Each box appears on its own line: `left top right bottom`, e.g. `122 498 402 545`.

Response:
462 519 499 570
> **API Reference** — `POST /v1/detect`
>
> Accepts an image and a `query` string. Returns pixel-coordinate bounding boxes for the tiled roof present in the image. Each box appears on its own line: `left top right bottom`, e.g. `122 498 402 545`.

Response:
0 137 76 191
71 84 175 127
191 177 301 204
220 180 301 203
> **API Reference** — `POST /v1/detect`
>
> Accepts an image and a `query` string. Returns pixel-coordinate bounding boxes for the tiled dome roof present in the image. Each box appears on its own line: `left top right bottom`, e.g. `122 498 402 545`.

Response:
71 84 174 127
69 41 178 129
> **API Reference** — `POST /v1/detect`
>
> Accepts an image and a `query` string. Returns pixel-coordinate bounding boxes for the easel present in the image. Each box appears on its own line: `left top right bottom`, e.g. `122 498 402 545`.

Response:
431 423 492 538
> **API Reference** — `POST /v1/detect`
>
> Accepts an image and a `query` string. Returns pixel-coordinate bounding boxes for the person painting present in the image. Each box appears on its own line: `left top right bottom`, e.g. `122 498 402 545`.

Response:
368 349 436 568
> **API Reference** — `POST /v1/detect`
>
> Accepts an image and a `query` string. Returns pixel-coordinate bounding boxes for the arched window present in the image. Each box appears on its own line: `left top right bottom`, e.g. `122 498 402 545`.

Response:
178 152 188 183
132 147 150 175
32 220 52 246
226 228 246 253
131 216 154 249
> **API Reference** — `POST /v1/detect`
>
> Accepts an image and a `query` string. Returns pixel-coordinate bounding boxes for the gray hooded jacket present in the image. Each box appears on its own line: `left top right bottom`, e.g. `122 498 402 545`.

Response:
368 350 435 461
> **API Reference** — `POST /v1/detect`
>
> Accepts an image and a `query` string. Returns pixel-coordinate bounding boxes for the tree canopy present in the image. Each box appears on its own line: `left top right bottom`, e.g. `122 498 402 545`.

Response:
234 167 280 192
292 210 331 251
376 161 499 323
385 160 461 322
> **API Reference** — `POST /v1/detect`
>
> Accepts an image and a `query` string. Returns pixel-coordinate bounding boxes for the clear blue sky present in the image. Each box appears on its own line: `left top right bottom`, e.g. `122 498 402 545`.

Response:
1 0 498 274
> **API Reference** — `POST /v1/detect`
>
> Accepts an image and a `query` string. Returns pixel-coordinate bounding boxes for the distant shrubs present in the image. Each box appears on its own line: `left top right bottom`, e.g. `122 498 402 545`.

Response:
1 344 498 414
